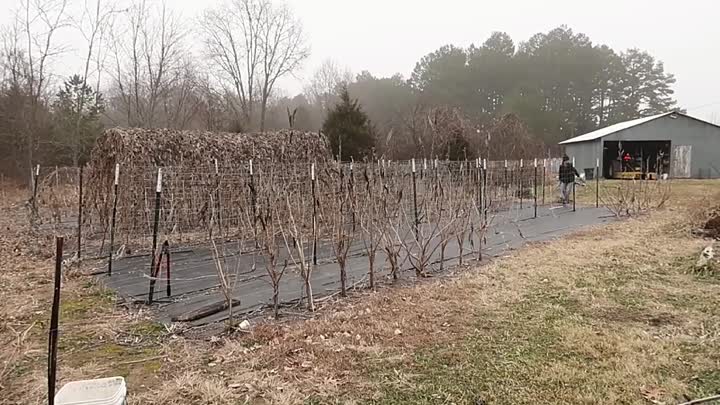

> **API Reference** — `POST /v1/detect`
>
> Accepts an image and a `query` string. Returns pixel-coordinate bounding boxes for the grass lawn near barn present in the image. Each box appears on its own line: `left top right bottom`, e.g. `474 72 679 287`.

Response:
1 179 719 404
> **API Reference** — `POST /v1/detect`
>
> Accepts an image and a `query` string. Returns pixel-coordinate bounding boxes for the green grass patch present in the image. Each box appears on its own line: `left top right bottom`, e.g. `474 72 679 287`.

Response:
128 320 166 337
362 238 720 404
60 286 114 320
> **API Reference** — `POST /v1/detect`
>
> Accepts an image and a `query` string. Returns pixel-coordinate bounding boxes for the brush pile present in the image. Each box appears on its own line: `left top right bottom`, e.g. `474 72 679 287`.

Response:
88 127 329 175
84 127 330 244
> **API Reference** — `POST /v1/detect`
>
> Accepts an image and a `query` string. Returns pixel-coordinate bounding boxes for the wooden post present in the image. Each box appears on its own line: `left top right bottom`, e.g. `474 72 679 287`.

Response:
108 164 120 276
533 158 538 218
48 237 63 405
77 165 83 260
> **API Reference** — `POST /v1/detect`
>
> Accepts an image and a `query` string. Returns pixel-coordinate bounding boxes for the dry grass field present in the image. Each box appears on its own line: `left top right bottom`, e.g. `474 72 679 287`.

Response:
1 179 719 404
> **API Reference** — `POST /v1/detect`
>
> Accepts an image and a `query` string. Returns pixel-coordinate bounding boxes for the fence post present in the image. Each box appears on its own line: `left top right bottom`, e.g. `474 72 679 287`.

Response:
504 160 508 199
311 163 317 266
595 157 600 208
214 159 223 238
350 160 356 231
48 236 63 405
147 168 162 304
534 158 538 218
249 159 258 248
31 164 40 220
482 158 488 223
108 164 120 276
519 159 524 210
77 165 83 260
412 159 419 242
572 157 577 212
476 159 481 212
542 158 546 205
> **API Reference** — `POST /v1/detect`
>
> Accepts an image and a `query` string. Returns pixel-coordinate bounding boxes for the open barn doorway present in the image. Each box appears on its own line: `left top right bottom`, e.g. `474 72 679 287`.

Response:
603 140 671 179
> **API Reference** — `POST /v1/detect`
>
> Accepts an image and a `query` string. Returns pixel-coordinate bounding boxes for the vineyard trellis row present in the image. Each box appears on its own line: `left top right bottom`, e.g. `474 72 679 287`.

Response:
31 157 566 318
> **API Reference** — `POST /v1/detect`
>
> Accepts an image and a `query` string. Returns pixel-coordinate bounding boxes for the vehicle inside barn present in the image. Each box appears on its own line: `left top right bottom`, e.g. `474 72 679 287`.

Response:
603 140 671 180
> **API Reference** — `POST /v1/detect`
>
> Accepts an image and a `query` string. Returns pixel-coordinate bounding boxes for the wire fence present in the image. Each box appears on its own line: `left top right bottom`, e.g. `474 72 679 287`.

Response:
28 157 568 258
23 155 679 319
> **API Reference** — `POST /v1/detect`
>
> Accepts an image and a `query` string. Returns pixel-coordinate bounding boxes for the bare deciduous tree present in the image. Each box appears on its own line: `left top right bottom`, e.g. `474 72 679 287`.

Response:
201 0 308 132
59 0 120 165
109 0 186 127
13 0 70 184
304 59 353 116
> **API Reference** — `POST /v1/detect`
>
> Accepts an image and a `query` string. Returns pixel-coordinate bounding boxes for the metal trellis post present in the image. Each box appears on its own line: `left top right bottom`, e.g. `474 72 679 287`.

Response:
108 164 120 276
148 168 163 304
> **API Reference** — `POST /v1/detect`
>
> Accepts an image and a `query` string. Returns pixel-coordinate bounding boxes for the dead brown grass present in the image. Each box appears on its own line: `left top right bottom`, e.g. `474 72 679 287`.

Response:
1 180 719 405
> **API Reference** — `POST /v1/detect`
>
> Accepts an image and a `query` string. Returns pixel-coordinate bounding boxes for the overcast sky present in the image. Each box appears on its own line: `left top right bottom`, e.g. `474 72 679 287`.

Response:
5 0 720 122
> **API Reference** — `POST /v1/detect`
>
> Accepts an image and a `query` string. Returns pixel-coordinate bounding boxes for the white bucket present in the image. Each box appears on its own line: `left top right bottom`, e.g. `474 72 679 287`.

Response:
54 377 127 405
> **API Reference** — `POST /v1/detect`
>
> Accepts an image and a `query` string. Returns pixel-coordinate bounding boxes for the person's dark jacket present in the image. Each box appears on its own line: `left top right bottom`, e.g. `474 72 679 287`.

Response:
559 162 580 184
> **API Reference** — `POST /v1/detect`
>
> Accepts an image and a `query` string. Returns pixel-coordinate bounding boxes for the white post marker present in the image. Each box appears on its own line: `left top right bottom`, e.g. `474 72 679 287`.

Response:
156 168 163 193
504 159 508 168
411 158 416 173
483 158 487 170
311 163 315 181
423 158 427 171
543 158 547 168
249 159 253 175
350 161 353 171
434 158 438 169
520 159 524 168
572 157 576 166
214 158 219 174
35 164 40 176
475 158 480 168
596 157 600 168
114 164 120 186
534 158 538 168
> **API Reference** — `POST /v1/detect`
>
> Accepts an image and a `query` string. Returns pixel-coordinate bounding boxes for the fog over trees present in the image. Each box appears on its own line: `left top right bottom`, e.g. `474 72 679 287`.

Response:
0 0 679 179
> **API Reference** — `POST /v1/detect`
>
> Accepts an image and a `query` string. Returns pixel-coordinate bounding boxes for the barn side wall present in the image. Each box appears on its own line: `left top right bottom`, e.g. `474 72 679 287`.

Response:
564 140 602 179
563 115 720 179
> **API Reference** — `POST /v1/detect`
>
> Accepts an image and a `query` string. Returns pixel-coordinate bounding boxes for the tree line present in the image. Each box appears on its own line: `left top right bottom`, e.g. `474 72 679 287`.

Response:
0 0 679 180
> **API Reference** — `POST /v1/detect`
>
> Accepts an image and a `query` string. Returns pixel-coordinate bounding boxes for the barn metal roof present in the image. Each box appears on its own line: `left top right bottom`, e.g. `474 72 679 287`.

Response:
559 112 674 145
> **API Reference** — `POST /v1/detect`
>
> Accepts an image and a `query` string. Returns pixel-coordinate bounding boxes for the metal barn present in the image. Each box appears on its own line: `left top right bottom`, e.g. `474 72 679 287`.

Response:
559 112 720 179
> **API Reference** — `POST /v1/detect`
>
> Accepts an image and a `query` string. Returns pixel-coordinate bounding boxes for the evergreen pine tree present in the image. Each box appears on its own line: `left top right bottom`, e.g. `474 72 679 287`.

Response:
322 85 375 161
53 74 105 166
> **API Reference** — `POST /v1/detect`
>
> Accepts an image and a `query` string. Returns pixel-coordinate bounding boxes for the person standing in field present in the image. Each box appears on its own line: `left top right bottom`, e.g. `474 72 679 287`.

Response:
559 155 579 206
